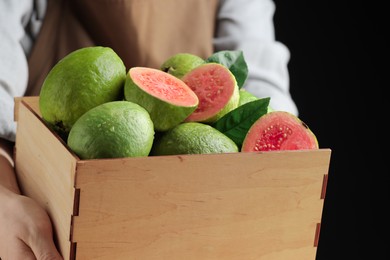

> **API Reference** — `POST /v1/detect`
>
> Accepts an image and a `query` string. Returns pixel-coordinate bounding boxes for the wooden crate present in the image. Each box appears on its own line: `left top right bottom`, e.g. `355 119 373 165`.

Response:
14 97 331 260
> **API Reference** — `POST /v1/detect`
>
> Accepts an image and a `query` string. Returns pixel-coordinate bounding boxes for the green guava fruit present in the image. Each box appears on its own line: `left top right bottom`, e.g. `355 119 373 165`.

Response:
160 53 205 79
182 63 239 124
67 101 154 159
241 111 319 152
124 67 199 132
238 89 273 112
39 46 126 138
238 89 258 106
151 122 238 155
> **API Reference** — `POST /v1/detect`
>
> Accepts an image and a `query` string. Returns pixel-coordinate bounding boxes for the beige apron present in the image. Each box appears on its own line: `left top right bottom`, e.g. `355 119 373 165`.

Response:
26 0 219 96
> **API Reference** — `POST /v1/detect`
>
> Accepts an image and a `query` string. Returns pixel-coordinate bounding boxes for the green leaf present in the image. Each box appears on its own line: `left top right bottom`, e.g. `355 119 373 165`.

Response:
206 50 248 89
212 97 270 148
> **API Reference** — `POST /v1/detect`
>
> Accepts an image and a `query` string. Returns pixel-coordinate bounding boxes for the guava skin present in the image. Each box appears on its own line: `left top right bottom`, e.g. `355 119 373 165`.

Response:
239 89 273 113
160 53 205 79
238 89 258 106
151 122 238 155
39 46 126 137
67 101 155 159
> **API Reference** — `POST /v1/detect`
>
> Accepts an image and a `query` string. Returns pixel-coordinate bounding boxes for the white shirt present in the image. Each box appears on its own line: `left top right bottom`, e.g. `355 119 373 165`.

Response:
0 0 298 142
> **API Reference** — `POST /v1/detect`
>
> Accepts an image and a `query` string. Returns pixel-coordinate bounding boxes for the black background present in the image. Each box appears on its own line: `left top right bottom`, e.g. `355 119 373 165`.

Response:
272 1 375 259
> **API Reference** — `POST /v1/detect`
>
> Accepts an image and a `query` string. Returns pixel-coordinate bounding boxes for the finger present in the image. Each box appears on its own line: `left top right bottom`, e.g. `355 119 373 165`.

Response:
18 199 63 259
31 239 63 260
6 239 36 260
28 229 63 260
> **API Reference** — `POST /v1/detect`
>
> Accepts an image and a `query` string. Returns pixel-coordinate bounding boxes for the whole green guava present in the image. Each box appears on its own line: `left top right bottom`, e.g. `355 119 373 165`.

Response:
160 53 205 79
39 46 126 139
67 101 155 159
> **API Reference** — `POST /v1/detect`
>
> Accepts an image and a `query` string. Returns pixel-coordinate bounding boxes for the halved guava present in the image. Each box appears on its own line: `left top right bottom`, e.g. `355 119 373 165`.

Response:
182 63 239 123
241 111 319 152
124 67 199 132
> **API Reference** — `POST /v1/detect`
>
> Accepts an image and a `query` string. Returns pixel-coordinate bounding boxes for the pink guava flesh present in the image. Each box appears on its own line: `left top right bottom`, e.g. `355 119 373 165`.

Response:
130 67 198 107
241 111 318 152
182 63 236 122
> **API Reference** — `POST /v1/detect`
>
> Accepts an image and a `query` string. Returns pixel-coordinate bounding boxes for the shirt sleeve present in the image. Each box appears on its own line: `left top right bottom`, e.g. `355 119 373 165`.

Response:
0 0 46 142
214 0 298 115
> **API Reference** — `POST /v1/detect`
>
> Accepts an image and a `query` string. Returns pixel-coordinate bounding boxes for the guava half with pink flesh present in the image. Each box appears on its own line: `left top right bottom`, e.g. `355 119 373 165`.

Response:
241 111 319 152
124 67 199 131
182 63 239 123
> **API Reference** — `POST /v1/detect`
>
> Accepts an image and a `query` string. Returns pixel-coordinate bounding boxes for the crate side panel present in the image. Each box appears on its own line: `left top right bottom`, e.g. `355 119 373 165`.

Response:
14 100 77 260
14 96 40 122
72 150 330 259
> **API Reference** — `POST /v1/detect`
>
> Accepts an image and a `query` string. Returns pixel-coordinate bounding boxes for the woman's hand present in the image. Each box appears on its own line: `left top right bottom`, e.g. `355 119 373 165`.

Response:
0 186 63 260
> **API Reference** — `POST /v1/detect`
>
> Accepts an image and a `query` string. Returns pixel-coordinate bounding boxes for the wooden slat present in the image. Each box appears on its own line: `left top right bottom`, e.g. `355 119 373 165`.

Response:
14 98 77 260
14 96 40 121
72 149 331 260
